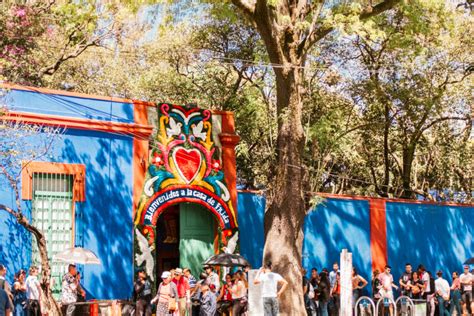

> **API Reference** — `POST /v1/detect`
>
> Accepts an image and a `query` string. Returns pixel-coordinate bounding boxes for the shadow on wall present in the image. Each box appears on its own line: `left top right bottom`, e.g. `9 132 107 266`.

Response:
386 202 474 283
302 199 372 294
59 129 134 299
237 192 265 269
0 209 31 280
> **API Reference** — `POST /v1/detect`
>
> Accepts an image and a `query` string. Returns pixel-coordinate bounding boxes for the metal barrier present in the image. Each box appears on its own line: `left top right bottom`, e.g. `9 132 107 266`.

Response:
355 296 376 316
395 296 415 316
376 296 397 316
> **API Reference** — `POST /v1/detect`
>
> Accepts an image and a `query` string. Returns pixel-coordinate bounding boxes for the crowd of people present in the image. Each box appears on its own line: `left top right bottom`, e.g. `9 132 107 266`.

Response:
132 261 288 316
303 262 474 316
0 263 87 316
0 264 43 316
133 265 246 316
2 260 472 316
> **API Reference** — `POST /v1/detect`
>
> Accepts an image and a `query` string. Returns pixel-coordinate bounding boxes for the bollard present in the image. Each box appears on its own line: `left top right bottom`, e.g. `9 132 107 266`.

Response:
395 296 415 316
375 297 397 316
89 300 99 316
354 296 376 316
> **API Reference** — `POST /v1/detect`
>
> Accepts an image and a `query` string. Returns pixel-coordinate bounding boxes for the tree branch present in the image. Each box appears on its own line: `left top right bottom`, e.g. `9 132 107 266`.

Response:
302 0 401 56
421 116 469 134
360 0 401 20
231 0 256 16
0 204 18 218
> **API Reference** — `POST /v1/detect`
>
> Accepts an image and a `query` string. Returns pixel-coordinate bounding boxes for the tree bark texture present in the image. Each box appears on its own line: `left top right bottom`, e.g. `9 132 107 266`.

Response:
263 67 307 315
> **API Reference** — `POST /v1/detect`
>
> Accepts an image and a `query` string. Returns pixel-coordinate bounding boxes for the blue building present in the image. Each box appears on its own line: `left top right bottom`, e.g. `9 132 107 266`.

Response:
1 84 472 301
0 84 242 299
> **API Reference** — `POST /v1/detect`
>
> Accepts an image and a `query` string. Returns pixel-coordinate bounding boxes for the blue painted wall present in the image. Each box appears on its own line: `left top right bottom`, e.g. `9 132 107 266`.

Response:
386 202 474 284
5 89 134 123
235 193 474 293
236 192 265 269
0 89 135 299
303 199 372 293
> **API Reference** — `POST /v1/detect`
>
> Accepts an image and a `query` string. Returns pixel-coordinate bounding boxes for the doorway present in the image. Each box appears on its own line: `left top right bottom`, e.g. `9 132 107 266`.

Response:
155 203 216 279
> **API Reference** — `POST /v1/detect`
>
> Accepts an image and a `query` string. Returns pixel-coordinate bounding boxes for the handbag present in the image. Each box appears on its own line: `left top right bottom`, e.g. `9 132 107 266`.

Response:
168 298 177 311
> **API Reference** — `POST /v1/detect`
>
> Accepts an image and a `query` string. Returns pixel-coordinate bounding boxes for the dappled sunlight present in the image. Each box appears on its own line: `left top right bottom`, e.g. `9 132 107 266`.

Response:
59 129 134 299
237 192 265 268
386 202 473 283
303 199 372 294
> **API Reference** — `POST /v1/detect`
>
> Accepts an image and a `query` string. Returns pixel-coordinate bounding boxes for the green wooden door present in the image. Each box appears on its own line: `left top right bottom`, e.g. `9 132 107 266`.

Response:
179 203 216 277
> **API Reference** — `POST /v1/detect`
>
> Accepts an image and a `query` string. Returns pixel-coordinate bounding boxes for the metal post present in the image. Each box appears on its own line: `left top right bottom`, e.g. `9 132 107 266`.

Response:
340 249 353 316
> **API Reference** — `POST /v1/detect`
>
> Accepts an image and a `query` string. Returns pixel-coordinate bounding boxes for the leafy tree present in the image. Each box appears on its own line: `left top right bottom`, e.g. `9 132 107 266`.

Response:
225 0 401 311
333 1 472 199
0 1 119 84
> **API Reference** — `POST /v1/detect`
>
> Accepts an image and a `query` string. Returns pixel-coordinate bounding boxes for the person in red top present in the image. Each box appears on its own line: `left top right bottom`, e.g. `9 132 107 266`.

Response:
173 268 190 316
217 274 233 315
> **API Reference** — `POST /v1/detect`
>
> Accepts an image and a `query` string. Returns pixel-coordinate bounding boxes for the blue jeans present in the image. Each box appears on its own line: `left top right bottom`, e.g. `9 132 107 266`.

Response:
437 296 450 316
319 301 329 316
450 290 461 315
263 297 279 316
14 302 26 316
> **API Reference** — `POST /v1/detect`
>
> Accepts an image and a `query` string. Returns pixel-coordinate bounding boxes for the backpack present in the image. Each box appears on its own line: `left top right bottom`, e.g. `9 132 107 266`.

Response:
0 279 4 290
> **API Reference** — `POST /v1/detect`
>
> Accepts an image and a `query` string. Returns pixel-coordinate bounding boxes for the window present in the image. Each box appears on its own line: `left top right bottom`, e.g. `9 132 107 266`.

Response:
21 161 85 297
31 173 74 297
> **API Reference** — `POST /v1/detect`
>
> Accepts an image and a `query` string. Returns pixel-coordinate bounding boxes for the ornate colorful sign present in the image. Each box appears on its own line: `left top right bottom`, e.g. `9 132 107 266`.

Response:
133 103 239 285
135 103 238 233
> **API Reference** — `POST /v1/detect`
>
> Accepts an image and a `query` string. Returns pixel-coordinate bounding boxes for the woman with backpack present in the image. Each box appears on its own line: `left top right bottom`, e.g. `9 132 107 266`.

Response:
216 274 233 315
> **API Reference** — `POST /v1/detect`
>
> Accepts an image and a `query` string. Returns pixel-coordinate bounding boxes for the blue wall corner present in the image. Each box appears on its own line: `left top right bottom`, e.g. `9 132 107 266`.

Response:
237 192 265 269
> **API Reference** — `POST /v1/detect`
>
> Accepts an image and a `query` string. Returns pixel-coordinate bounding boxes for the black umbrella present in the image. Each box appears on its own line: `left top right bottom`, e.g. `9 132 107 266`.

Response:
464 257 474 265
203 253 250 267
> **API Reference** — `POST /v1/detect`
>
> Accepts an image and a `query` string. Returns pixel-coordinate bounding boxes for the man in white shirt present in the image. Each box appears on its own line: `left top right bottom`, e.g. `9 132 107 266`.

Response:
25 266 41 316
460 265 473 314
435 271 450 316
254 261 288 316
329 262 339 289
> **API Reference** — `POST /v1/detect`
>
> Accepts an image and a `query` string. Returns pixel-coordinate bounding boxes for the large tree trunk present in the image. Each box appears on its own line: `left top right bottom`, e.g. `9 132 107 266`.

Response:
263 66 306 315
401 145 416 199
382 102 390 197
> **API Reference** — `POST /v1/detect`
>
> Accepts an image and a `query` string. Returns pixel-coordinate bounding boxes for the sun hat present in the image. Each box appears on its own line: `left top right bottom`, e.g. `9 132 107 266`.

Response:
161 271 171 279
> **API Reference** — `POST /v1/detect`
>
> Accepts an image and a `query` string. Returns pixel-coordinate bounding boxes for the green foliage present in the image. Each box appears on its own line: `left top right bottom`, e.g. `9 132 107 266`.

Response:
8 0 471 201
0 1 118 85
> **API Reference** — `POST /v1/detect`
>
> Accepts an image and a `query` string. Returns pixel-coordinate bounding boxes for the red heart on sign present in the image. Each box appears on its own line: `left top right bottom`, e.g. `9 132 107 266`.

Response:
172 147 202 184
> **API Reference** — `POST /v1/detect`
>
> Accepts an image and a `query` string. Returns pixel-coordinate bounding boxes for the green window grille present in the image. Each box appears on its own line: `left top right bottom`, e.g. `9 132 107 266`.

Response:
31 173 74 298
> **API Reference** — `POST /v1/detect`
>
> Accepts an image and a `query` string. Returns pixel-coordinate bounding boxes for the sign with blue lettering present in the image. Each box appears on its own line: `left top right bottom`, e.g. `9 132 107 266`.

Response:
141 185 234 229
